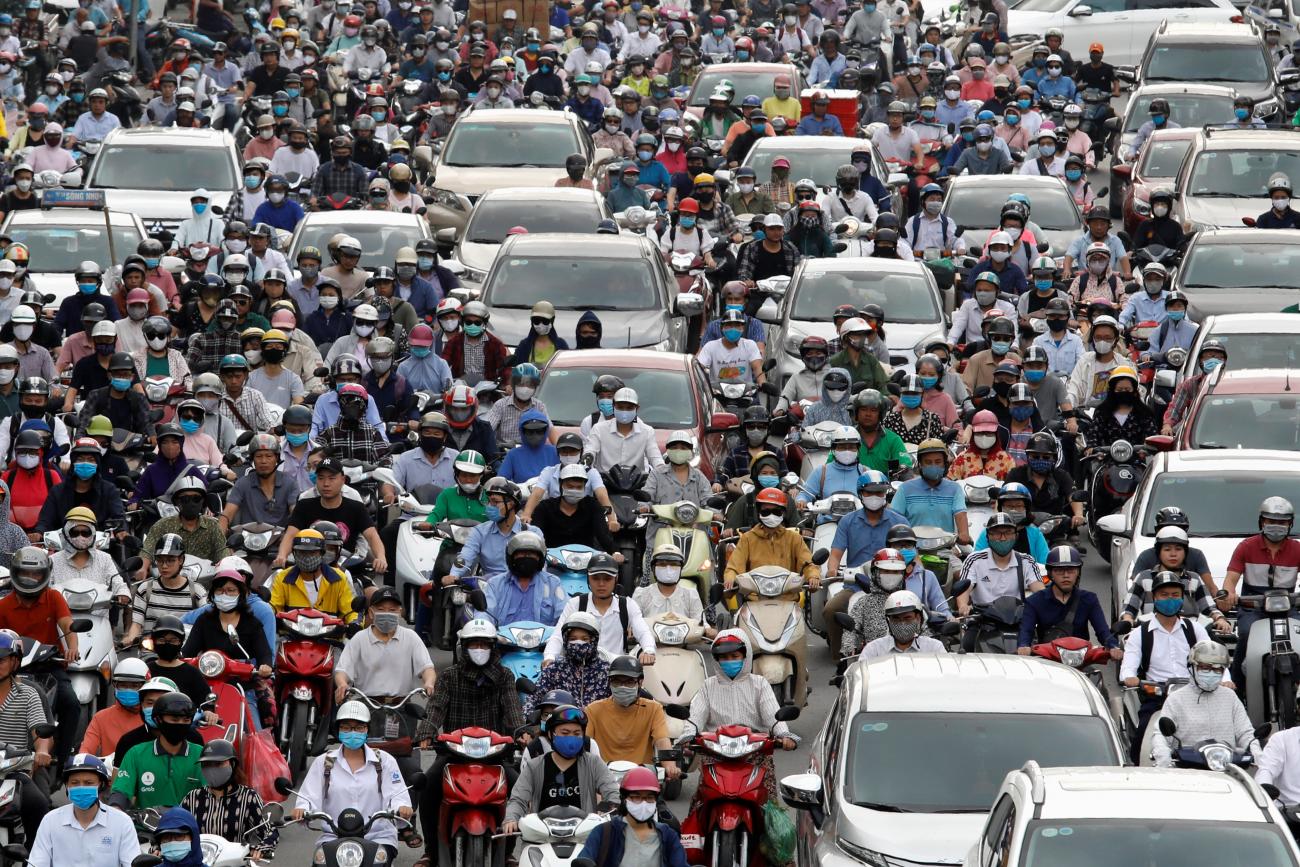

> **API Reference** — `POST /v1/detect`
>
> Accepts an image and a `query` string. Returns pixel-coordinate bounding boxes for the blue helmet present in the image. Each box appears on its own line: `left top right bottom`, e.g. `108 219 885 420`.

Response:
741 94 762 107
857 470 889 492
512 362 541 386
920 182 943 198
1045 545 1082 569
0 14 14 26
219 353 249 371
997 482 1032 505
64 752 112 783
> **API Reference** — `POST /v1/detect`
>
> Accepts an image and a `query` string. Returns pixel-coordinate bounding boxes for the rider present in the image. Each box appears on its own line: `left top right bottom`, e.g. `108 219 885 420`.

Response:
891 438 972 541
1151 641 1257 769
797 425 865 505
267 528 357 622
481 529 566 628
542 552 653 661
79 657 150 759
973 483 1049 562
30 754 138 867
955 512 1044 616
502 704 619 834
577 766 687 867
179 739 278 859
1222 497 1300 688
1256 173 1300 230
1122 525 1229 633
859 590 949 659
1132 187 1184 251
585 655 678 776
841 548 911 659
1162 339 1226 435
110 691 204 808
1018 545 1120 653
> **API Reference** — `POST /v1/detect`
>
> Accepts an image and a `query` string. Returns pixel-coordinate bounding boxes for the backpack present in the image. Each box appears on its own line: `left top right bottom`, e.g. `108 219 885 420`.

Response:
578 592 630 651
322 748 384 799
908 212 952 250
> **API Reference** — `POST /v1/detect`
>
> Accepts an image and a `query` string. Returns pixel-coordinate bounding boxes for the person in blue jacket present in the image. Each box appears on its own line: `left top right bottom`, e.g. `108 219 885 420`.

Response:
578 767 688 867
1017 545 1119 653
152 807 206 867
499 408 558 483
251 175 304 232
973 482 1049 563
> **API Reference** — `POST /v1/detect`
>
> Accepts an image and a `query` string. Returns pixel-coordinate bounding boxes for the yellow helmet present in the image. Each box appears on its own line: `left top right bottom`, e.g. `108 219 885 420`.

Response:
64 506 97 525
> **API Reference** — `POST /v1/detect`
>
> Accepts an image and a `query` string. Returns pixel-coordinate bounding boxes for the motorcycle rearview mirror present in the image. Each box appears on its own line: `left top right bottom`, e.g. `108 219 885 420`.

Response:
1069 490 1089 503
709 584 724 605
407 771 427 792
265 802 285 826
131 855 163 867
759 381 779 396
33 723 55 739
1255 723 1272 740
774 705 800 722
515 675 538 695
352 596 369 614
236 431 255 447
123 556 144 575
832 611 855 630
1111 619 1133 635
940 620 962 637
811 548 830 566
783 472 800 487
1094 186 1109 200
1262 783 1282 801
663 704 690 720
948 577 972 597
1158 717 1177 737
70 618 93 633
573 856 598 867
1036 241 1050 253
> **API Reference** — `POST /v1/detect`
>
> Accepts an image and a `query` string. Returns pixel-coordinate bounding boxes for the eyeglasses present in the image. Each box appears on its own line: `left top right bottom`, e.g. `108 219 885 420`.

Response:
65 526 93 538
174 495 203 507
463 318 485 327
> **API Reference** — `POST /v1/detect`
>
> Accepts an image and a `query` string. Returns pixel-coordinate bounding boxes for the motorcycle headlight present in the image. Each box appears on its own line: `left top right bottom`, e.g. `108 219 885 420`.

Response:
653 622 690 645
201 840 222 864
710 734 759 758
294 616 324 637
459 735 492 759
674 502 699 525
1110 439 1134 463
1057 646 1087 668
1200 743 1233 772
544 817 581 838
720 382 747 399
197 650 226 678
430 188 466 211
561 549 593 571
755 575 787 597
335 840 366 867
511 626 544 649
1266 594 1293 614
145 381 170 402
246 531 272 551
63 589 95 611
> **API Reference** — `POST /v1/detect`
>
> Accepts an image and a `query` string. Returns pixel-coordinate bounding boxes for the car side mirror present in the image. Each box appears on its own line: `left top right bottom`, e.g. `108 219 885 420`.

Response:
811 548 830 566
1068 3 1092 14
1144 434 1175 452
756 297 781 323
1096 513 1130 536
707 411 740 433
1153 369 1177 389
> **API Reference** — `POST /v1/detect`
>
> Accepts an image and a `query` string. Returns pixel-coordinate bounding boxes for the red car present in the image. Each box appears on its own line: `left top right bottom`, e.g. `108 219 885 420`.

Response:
1117 127 1198 235
1175 367 1300 451
535 349 736 479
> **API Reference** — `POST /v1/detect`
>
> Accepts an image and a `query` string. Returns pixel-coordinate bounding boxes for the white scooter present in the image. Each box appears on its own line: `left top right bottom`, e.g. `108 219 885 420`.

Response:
959 474 1000 541
200 802 284 867
393 490 444 624
802 491 863 640
792 421 843 486
733 551 828 705
636 611 708 797
516 807 609 867
58 576 117 733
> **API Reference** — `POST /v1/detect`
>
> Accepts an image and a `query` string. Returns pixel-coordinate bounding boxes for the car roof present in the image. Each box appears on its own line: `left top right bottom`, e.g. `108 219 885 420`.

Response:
1131 83 1240 98
1153 20 1258 39
799 256 930 276
102 126 233 146
1204 312 1300 334
544 348 693 372
746 136 865 152
1145 128 1202 143
693 61 794 74
1035 768 1268 822
1204 368 1300 394
456 108 576 125
474 186 602 204
1191 227 1300 244
298 210 428 227
945 174 1066 194
7 208 139 226
500 233 649 256
1157 448 1300 474
852 654 1105 715
1192 128 1300 148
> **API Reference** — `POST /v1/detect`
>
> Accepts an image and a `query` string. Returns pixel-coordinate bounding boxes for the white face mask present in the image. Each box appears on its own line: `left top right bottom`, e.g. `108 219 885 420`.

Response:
825 387 847 402
15 179 30 192
467 647 491 666
973 433 996 449
989 249 1010 263
1153 204 1169 218
514 386 535 401
13 324 32 342
861 495 887 511
147 336 168 351
759 513 784 528
738 182 754 193
16 453 38 470
834 448 858 465
559 452 580 465
0 369 13 386
626 800 658 822
943 88 960 101
534 322 551 336
354 323 374 337
319 295 339 310
654 565 681 584
268 191 285 204
214 593 240 611
1093 339 1115 355
258 128 274 140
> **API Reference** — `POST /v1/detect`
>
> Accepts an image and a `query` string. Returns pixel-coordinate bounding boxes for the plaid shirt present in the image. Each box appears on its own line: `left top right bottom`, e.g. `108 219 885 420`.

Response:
736 238 801 282
319 420 390 465
143 515 230 561
181 784 279 854
186 330 241 376
462 335 486 385
310 159 369 200
761 180 794 206
131 348 192 390
220 388 274 432
418 657 524 742
483 398 547 449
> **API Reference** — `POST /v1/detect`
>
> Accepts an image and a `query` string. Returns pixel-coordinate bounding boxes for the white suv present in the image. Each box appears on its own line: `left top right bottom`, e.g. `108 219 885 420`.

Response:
963 762 1300 866
778 655 1125 867
1006 0 1238 67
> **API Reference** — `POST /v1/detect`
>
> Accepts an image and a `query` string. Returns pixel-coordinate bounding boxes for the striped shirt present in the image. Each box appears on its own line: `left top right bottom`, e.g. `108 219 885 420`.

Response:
132 578 209 630
181 784 279 853
0 681 48 748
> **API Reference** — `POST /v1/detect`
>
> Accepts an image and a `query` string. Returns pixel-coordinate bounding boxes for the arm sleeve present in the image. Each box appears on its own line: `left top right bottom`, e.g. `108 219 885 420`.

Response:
1119 626 1142 681
504 760 538 823
27 814 52 867
542 597 578 661
626 598 655 656
1255 736 1286 787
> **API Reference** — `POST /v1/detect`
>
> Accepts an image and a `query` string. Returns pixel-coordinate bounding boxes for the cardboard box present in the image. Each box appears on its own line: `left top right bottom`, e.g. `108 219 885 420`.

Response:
467 0 549 33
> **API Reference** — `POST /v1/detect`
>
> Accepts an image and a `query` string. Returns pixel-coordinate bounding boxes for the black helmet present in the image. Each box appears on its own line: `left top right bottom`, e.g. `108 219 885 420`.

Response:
17 377 47 397
153 691 195 720
483 476 521 506
14 429 43 451
1026 431 1057 456
199 738 238 765
1154 506 1191 530
592 374 625 395
151 614 186 638
742 405 770 425
886 524 917 547
283 404 312 427
986 316 1016 338
1149 97 1170 115
564 153 587 174
155 533 186 557
607 654 644 679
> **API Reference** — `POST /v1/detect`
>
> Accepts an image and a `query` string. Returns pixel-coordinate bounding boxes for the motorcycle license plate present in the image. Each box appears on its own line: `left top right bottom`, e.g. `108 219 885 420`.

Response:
450 589 467 606
384 714 400 740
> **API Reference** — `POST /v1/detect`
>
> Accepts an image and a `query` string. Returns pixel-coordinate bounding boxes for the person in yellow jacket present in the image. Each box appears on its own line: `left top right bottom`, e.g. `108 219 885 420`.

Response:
267 528 358 623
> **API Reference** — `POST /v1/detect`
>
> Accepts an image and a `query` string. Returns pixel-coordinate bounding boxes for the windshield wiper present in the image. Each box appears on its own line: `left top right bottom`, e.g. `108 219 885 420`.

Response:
851 802 913 812
1182 283 1225 289
579 305 628 311
466 238 501 244
1189 192 1250 198
1194 442 1228 448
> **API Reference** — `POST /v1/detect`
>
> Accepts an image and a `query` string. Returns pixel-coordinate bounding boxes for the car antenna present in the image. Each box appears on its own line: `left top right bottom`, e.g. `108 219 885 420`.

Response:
1286 369 1292 393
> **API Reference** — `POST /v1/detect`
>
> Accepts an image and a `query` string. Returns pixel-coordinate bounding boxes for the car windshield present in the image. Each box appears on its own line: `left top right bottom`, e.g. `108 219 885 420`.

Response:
689 69 796 106
1194 330 1300 369
1138 138 1193 178
1181 242 1300 288
1124 94 1235 133
945 185 1081 230
746 146 859 187
90 145 236 190
790 268 939 323
465 200 603 243
293 221 424 269
537 366 696 428
486 255 658 309
1143 472 1300 534
844 712 1118 812
441 120 579 168
1020 820 1296 867
7 224 142 272
1145 44 1270 82
1187 150 1300 198
1190 395 1300 450
1010 0 1072 11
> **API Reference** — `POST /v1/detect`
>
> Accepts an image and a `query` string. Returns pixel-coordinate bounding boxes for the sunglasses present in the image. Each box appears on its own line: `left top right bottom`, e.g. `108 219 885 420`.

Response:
233 297 250 306
757 507 785 517
530 317 553 327
175 496 203 507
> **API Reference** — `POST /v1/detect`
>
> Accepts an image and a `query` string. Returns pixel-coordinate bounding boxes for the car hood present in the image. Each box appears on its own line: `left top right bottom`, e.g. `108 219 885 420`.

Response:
433 164 566 197
838 803 982 865
456 240 503 274
1035 228 1081 259
780 319 945 365
1183 195 1261 230
490 307 671 349
96 188 233 222
1005 9 1062 36
1183 285 1300 317
28 272 77 306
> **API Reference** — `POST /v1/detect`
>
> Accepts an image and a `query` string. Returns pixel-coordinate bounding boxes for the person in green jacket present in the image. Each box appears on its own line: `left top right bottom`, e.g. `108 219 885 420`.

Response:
109 692 203 810
789 200 837 258
851 389 913 474
426 450 489 526
828 317 889 392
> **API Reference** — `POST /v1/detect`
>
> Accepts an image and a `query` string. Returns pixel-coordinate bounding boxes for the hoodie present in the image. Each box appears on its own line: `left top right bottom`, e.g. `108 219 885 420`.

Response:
155 807 205 867
687 629 794 739
0 480 28 569
498 407 558 483
574 310 603 349
133 452 197 504
508 324 571 367
801 366 853 427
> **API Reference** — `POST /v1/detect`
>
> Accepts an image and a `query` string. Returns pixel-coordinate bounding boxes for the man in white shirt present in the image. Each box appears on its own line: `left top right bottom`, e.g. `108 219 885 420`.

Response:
29 753 138 867
859 590 947 660
659 199 715 263
955 513 1043 614
1256 722 1300 805
870 102 923 167
583 386 665 474
543 560 656 663
696 310 763 385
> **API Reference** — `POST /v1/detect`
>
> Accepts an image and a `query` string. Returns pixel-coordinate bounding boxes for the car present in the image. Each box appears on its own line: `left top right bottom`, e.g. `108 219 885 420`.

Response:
286 210 431 273
1172 312 1300 387
1098 448 1300 618
1170 228 1300 316
941 174 1083 260
962 763 1300 867
740 135 894 199
415 109 614 234
777 655 1125 867
683 62 806 121
534 349 734 478
759 257 948 386
1114 127 1198 232
439 186 611 288
1 192 146 303
83 127 240 237
1006 0 1240 66
477 232 703 352
1119 21 1300 119
1171 127 1300 231
1174 367 1300 451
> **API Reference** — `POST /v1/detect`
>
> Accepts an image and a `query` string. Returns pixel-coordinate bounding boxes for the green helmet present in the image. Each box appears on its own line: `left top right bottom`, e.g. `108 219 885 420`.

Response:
853 388 889 412
453 449 487 474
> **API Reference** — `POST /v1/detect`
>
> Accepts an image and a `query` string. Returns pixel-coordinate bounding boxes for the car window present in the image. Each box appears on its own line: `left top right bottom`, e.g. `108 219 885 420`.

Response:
1190 395 1300 449
1087 0 1125 12
945 184 1081 230
1124 94 1234 133
441 120 579 168
293 222 424 269
464 200 604 243
91 145 236 191
486 255 659 310
983 796 1015 853
688 69 802 106
1192 330 1300 370
1181 241 1300 288
1021 820 1295 867
1144 43 1270 82
1137 138 1192 177
1187 150 1300 198
746 145 858 187
790 269 939 323
1142 471 1300 534
1012 0 1072 12
7 224 142 272
537 366 697 428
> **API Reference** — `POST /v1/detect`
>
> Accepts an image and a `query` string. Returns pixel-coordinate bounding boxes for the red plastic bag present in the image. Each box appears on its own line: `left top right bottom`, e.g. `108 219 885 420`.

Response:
242 729 291 803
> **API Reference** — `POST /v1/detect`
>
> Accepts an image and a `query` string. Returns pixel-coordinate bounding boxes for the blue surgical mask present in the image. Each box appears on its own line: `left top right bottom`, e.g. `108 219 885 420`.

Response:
1235 107 1250 121
1154 597 1182 616
963 131 974 143
737 50 749 60
180 419 201 435
339 731 368 750
161 842 191 863
111 377 132 392
719 659 744 678
1038 143 1055 158
285 431 309 447
1028 458 1053 474
371 110 385 121
67 785 99 810
757 473 779 488
1166 310 1185 322
751 122 765 133
72 91 84 103
287 88 300 98
1152 114 1166 125
1201 358 1222 373
78 282 97 294
115 688 140 707
73 462 97 479
552 735 584 757
417 256 435 270
527 42 539 51
411 346 432 358
274 104 289 116
485 504 503 522
991 340 1011 355
1065 168 1081 181
712 27 723 35
1006 112 1020 125
597 398 614 417
1035 278 1054 291
1024 369 1046 384
680 216 696 229
899 547 916 564
920 110 935 121
900 393 922 409
1011 405 1034 421
307 470 317 485
438 71 451 81
637 149 654 161
862 2 876 10
464 323 485 338
615 409 637 424
243 174 261 190
722 327 743 342
145 257 160 269
918 375 938 389
1017 98 1031 109
192 202 207 215
143 707 154 727
920 464 945 481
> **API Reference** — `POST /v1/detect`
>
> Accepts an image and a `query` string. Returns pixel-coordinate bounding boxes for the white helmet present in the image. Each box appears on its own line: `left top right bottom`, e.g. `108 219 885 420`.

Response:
561 610 601 640
113 657 150 681
222 252 250 270
458 618 497 642
613 386 638 405
884 590 924 618
839 316 871 337
336 699 371 725
988 230 1013 247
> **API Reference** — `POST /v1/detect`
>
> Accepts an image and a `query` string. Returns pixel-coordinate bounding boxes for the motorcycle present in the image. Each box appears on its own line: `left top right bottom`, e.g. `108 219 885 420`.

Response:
733 556 827 706
390 490 446 626
143 375 186 426
1238 589 1300 731
497 621 554 700
1080 88 1113 161
226 522 284 590
275 608 347 782
427 519 481 651
1083 438 1154 561
188 648 256 749
1123 676 1189 765
196 803 284 867
1156 717 1256 771
515 807 609 867
603 465 651 596
801 492 861 641
649 501 720 605
544 544 602 597
432 727 515 867
636 611 708 799
953 595 1024 654
681 707 800 867
913 525 964 592
0 723 55 857
791 421 843 486
1030 634 1125 727
278 775 421 867
58 577 118 734
958 474 1000 542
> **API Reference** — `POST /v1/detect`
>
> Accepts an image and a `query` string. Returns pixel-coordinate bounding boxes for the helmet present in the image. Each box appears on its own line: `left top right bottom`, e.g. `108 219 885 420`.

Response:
872 548 907 574
852 388 889 413
537 689 576 710
199 738 238 766
1269 173 1293 195
985 512 1018 532
997 482 1031 505
1155 526 1189 549
484 477 521 507
884 590 923 619
1261 496 1295 522
154 691 195 721
113 657 150 683
1149 97 1170 115
1151 507 1189 532
1107 366 1140 391
505 529 546 560
1026 431 1057 457
443 385 478 429
1150 570 1186 594
608 655 643 679
561 610 601 641
1090 314 1120 338
857 469 890 493
453 450 487 475
831 425 859 448
915 438 948 462
1188 640 1230 670
155 533 185 558
64 753 112 784
11 546 51 597
543 705 587 737
512 362 541 386
710 631 747 659
620 766 661 794
458 618 497 643
1044 545 1082 569
336 699 371 725
151 615 186 640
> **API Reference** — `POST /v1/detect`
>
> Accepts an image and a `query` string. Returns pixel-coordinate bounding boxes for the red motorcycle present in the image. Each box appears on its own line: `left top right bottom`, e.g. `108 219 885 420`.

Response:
681 708 799 867
433 727 515 867
188 649 257 750
1030 633 1127 732
274 608 346 780
143 374 186 425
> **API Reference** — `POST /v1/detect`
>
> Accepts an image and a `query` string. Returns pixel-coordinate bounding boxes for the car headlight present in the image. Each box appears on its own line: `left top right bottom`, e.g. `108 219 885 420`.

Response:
835 837 891 867
461 266 487 283
430 188 466 211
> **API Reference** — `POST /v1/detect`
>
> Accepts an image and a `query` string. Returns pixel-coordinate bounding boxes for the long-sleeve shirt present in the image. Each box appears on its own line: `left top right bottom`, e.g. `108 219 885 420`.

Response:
1018 587 1116 648
722 525 818 585
1255 728 1300 805
583 417 664 474
1150 683 1256 768
295 746 412 847
1119 289 1171 328
482 569 567 627
542 594 655 661
449 516 533 579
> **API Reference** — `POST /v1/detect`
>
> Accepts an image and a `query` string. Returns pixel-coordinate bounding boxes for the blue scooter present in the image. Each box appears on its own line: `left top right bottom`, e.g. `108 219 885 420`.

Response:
545 544 602 597
497 621 555 702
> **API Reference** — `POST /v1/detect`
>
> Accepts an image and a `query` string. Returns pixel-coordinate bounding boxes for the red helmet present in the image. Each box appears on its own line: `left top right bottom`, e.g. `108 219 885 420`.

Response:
735 36 753 50
507 226 529 235
343 13 362 26
620 766 661 794
872 548 907 573
365 83 385 98
755 487 787 508
444 385 478 429
171 38 191 51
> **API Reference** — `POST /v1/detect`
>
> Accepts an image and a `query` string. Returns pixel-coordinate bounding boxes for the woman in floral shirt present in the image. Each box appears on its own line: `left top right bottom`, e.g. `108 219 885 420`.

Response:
948 409 1016 480
884 374 946 445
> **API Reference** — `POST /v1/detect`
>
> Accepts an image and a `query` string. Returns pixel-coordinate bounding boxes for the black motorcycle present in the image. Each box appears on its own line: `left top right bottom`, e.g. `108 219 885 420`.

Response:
952 595 1024 654
1082 437 1155 561
603 464 650 595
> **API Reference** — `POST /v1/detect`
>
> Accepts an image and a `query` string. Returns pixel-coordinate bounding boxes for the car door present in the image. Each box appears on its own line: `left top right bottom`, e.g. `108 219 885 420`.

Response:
1064 0 1135 64
975 795 1018 867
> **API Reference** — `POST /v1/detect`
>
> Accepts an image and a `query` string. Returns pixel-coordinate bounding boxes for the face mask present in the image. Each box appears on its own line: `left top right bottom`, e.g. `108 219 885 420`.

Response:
1153 596 1183 616
82 282 100 296
719 659 744 678
920 110 935 121
612 685 639 706
354 323 374 338
460 645 492 667
679 215 697 229
652 564 683 586
862 494 887 512
161 842 192 863
1200 357 1222 374
1152 114 1166 126
1005 112 1020 126
212 590 240 612
1087 260 1108 276
921 464 945 481
1064 168 1083 182
596 398 615 418
373 611 401 634
754 473 779 489
887 619 921 643
825 387 847 403
722 326 745 343
114 686 141 708
9 321 33 342
922 198 943 217
615 409 637 425
901 393 923 409
759 513 784 529
1276 197 1292 212
944 88 960 101
1094 339 1115 355
67 784 100 810
192 202 208 216
16 453 38 470
464 323 485 338
989 249 1010 264
989 537 1016 556
559 486 586 505
552 734 584 757
834 448 858 466
1009 404 1035 422
73 461 97 480
1263 523 1290 543
990 340 1011 356
664 446 693 466
339 731 368 750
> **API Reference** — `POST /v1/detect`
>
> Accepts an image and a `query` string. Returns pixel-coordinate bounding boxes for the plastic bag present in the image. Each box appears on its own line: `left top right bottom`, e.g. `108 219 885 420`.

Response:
242 729 291 803
759 799 795 866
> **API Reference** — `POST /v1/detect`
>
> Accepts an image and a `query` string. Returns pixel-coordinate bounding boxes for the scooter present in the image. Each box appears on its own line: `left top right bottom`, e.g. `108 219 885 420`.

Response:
680 708 800 867
1238 589 1300 731
58 576 117 734
497 621 554 699
636 611 708 798
0 723 54 856
1083 438 1154 561
649 501 720 605
955 596 1024 654
791 421 843 486
428 518 480 650
226 522 284 590
545 544 601 597
1157 717 1257 771
275 608 347 782
604 465 650 596
957 474 999 542
733 564 813 707
432 727 515 867
1122 676 1189 765
278 775 420 867
200 803 284 867
391 492 447 626
1029 633 1125 726
187 648 256 750
516 807 609 867
803 492 863 641
913 525 963 592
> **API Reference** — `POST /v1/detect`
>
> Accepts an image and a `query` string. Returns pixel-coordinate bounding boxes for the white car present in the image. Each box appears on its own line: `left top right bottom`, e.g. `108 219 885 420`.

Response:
1 201 145 304
1006 0 1239 67
286 210 431 272
779 655 1125 867
1169 312 1300 389
963 763 1300 866
1098 449 1300 620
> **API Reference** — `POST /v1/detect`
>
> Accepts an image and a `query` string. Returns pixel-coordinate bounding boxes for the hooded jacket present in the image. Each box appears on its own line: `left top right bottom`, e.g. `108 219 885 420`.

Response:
574 310 603 350
422 641 524 736
155 807 205 867
3 438 62 532
133 452 198 504
498 407 558 483
0 479 28 568
508 325 571 367
800 366 854 427
687 629 794 739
